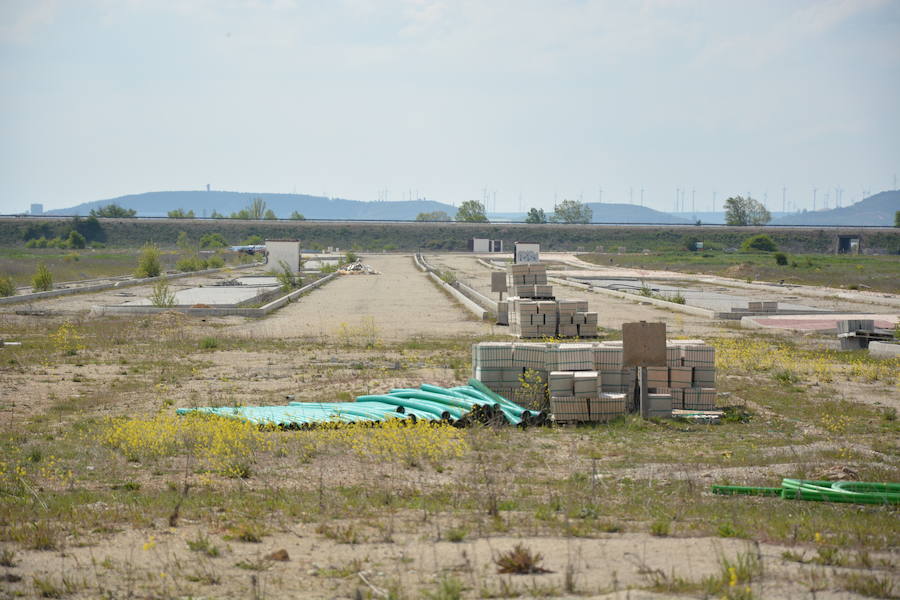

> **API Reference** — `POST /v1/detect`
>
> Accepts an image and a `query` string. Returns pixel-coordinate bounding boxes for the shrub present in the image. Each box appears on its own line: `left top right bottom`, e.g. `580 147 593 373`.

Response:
345 251 359 264
774 252 788 265
242 234 263 245
32 263 53 292
0 276 15 297
199 337 218 349
175 255 208 272
494 543 551 574
149 277 176 307
741 234 777 252
67 230 86 249
90 241 105 249
206 255 225 268
135 244 162 278
273 260 301 292
199 233 227 249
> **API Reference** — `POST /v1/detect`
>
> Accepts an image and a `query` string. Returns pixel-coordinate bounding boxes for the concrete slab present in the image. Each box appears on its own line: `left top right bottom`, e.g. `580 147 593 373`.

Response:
125 285 278 307
741 313 899 332
869 341 900 358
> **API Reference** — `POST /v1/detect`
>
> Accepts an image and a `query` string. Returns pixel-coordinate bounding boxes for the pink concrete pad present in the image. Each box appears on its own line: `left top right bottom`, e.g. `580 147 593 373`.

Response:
743 314 899 332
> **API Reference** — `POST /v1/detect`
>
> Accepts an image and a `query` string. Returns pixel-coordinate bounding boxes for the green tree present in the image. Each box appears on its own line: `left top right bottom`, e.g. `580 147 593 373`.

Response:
32 263 53 292
263 209 277 220
229 209 252 219
249 197 267 219
210 210 224 219
895 210 899 227
551 199 592 224
724 196 771 226
455 201 488 223
67 230 86 249
415 211 451 222
290 211 306 220
200 233 228 248
135 244 163 278
243 235 264 245
90 204 137 218
176 231 191 251
168 208 195 219
524 208 547 224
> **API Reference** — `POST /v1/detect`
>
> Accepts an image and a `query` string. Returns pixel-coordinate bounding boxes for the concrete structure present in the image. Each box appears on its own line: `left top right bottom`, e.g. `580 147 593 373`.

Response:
514 242 540 264
30 203 43 215
266 239 301 272
469 238 503 253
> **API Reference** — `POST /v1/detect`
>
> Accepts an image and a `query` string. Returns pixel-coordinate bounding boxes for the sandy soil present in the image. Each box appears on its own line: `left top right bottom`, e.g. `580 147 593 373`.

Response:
9 519 888 600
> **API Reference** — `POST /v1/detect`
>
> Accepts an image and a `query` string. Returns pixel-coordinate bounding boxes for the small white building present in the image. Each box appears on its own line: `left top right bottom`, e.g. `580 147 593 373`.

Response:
514 242 540 263
469 238 503 253
266 239 301 272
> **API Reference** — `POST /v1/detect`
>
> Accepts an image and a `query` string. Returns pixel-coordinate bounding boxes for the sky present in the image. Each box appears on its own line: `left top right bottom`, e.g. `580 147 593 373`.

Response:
1 0 898 215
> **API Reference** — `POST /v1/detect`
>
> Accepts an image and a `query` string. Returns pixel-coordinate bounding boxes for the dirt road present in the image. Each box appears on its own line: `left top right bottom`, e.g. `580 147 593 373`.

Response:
230 254 492 341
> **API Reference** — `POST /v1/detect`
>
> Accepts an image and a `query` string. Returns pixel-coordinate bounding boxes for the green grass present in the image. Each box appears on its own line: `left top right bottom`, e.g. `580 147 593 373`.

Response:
580 251 900 293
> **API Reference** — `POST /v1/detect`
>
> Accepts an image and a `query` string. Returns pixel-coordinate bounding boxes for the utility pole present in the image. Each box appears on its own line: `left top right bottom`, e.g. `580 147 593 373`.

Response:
782 186 786 214
598 187 603 204
691 188 695 216
640 187 644 207
813 187 817 211
629 187 633 205
675 188 680 213
713 191 717 213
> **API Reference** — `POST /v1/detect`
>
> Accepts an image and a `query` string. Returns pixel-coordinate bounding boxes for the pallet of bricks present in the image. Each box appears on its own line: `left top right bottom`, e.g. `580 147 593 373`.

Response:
642 340 717 413
472 341 637 423
504 263 598 338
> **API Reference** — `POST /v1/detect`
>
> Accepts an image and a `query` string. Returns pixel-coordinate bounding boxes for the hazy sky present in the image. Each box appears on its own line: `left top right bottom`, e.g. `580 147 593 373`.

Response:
1 0 898 214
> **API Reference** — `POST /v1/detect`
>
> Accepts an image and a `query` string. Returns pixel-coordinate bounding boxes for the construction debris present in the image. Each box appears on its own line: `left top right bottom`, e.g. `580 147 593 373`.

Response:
339 262 379 275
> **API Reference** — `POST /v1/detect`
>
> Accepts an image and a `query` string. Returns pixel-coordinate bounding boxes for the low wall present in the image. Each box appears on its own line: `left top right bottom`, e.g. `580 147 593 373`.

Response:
0 262 259 306
93 271 338 318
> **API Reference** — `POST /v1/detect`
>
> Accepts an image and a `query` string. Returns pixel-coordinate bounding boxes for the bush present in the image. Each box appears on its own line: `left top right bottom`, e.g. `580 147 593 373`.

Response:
176 255 208 272
32 263 53 292
206 255 225 269
199 233 227 249
90 241 106 249
242 235 263 245
273 260 301 292
684 236 700 251
774 252 788 265
0 276 15 297
149 277 176 307
135 244 163 278
67 230 86 249
741 234 777 252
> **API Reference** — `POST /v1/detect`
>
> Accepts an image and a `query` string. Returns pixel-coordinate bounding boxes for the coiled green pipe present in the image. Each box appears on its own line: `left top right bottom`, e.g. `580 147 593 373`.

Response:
356 395 455 421
713 479 900 505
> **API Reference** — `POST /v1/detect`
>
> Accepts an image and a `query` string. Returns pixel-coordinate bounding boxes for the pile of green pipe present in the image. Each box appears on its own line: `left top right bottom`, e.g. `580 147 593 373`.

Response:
176 382 541 429
712 478 900 505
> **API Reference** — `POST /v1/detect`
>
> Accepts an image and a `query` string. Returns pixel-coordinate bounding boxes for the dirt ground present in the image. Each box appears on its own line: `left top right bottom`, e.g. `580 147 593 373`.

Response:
227 255 492 341
1 253 897 600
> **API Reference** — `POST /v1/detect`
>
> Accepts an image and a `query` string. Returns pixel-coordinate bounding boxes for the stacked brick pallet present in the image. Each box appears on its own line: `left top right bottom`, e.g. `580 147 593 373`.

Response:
642 340 717 411
472 339 717 422
504 263 598 338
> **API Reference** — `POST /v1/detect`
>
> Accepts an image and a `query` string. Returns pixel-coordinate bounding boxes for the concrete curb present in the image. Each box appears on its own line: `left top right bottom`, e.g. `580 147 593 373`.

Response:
0 262 260 306
426 271 489 320
454 280 498 312
92 271 339 318
549 276 717 319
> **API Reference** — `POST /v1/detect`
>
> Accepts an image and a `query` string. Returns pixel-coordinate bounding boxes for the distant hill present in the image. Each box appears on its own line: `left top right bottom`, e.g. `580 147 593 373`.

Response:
584 203 692 224
46 190 458 221
772 191 899 226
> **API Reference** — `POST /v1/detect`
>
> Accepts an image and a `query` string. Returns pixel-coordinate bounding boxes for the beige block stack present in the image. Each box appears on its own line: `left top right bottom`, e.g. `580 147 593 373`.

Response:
471 341 638 423
645 340 717 410
505 263 597 338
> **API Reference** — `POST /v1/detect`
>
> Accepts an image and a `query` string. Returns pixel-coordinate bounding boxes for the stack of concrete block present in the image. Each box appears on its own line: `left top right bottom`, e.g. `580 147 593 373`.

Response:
504 263 598 339
643 340 717 410
748 301 778 313
471 341 634 422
